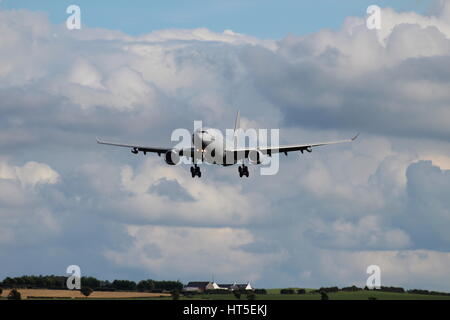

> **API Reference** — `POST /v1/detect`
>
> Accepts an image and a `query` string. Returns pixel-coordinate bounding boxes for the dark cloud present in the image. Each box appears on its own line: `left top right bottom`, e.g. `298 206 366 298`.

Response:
400 161 450 251
148 178 195 202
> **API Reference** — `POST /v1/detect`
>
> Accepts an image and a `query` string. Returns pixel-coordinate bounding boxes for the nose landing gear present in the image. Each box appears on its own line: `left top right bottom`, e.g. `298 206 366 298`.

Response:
190 165 201 178
238 165 249 178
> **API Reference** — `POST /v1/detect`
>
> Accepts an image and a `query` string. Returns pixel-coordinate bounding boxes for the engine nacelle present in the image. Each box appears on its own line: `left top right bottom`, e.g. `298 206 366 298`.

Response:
165 150 180 165
248 150 263 165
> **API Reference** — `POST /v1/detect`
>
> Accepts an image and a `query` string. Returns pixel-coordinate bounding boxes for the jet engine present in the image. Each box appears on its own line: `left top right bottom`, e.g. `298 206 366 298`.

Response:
248 150 263 165
165 150 180 165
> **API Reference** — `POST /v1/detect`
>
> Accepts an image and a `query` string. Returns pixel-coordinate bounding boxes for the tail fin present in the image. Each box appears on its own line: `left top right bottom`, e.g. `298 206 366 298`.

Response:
234 110 240 135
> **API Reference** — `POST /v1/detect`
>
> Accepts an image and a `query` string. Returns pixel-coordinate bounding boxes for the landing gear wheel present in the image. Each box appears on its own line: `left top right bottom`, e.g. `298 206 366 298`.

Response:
238 165 249 178
191 165 201 178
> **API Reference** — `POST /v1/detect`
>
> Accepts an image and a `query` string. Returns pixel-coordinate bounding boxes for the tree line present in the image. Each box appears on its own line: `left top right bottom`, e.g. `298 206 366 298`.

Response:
0 275 183 292
279 285 450 296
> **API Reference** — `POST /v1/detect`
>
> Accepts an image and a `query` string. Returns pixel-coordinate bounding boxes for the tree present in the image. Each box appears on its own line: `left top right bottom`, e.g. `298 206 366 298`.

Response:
112 280 137 291
3 277 16 287
7 289 21 300
0 288 3 295
319 287 339 293
342 285 361 292
280 288 295 294
247 293 256 300
171 290 180 300
137 280 149 292
254 289 267 294
80 287 93 297
155 280 183 291
233 291 241 300
137 280 157 292
81 277 101 290
320 291 329 300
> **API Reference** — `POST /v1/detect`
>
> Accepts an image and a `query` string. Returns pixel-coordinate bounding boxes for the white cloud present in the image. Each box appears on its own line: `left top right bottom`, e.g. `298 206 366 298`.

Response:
111 158 271 227
105 225 284 282
0 161 59 187
317 249 450 291
138 28 276 50
69 58 104 90
376 6 450 45
0 160 61 247
306 215 411 250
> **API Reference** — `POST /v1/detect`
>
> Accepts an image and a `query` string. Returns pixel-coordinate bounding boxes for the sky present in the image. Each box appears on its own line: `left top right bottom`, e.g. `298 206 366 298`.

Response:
0 0 433 38
1 0 450 291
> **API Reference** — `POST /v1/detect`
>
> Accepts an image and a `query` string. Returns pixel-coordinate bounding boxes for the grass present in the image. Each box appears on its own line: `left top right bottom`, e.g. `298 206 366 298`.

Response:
177 290 450 300
1 288 450 300
327 291 450 300
265 288 315 294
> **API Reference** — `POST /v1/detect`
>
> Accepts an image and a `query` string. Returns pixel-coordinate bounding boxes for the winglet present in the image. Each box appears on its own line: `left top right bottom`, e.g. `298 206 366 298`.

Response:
351 133 360 141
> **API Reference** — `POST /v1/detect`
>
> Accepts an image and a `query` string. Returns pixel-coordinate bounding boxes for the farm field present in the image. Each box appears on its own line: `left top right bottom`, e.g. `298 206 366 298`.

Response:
1 288 450 300
0 289 170 300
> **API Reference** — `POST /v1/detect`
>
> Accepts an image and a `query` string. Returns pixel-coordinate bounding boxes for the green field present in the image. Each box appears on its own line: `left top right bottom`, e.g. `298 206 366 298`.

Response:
117 290 450 300
177 293 450 300
176 289 450 300
2 288 450 300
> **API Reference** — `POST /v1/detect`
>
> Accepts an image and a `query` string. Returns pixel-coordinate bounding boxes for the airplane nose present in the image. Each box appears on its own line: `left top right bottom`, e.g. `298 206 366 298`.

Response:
192 131 212 149
201 134 212 148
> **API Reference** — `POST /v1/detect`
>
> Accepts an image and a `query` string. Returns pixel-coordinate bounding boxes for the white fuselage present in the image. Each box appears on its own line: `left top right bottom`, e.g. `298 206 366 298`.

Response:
191 128 238 165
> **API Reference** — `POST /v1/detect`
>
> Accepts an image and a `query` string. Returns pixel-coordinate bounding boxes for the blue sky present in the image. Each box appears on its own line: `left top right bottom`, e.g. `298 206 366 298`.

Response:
0 0 432 38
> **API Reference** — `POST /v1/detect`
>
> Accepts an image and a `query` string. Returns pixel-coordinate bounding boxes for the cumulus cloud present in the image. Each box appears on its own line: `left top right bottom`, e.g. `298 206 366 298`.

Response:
105 225 284 282
0 161 59 187
138 28 276 50
305 215 412 250
316 249 450 292
110 159 271 227
1 4 450 289
250 6 450 142
401 161 450 250
0 161 61 247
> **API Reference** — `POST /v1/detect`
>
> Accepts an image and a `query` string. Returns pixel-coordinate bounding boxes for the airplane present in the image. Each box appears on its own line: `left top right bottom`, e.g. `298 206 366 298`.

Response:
97 111 358 178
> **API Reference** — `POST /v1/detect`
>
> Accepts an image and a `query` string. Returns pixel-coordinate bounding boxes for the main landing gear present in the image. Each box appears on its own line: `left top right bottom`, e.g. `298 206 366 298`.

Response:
190 165 201 178
190 165 249 178
238 164 249 178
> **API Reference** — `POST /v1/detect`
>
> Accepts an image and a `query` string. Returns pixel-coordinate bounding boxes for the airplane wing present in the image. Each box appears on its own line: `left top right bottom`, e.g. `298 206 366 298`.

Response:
96 138 171 155
229 134 359 156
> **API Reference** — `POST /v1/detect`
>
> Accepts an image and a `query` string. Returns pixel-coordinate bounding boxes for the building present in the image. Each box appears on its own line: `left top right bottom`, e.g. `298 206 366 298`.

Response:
233 282 253 291
218 282 236 290
183 281 221 292
218 282 253 291
184 281 254 292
